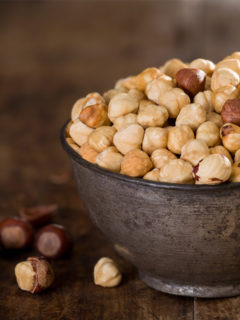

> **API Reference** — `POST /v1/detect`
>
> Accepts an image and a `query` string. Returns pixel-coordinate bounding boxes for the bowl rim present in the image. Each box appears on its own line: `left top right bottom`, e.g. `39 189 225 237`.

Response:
61 121 240 191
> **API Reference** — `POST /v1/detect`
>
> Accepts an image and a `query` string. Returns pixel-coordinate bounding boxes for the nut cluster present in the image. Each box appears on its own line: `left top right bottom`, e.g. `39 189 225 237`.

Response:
67 52 240 185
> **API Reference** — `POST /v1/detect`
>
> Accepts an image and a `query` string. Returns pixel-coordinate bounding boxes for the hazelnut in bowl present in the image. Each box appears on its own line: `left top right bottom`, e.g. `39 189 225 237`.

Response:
61 55 240 298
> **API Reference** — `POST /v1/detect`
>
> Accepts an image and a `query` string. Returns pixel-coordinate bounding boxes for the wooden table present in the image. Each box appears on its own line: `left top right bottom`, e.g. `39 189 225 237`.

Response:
0 1 240 319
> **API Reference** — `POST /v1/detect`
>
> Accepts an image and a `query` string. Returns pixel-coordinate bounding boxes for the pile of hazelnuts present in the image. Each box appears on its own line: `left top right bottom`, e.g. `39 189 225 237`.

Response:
67 52 240 185
0 206 72 294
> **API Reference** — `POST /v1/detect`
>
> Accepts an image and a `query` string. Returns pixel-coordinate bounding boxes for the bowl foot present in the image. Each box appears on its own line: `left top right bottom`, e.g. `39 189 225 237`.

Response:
139 271 240 298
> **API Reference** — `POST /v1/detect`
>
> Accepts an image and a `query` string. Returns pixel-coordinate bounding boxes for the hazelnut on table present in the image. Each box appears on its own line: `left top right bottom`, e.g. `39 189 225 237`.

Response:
94 257 122 288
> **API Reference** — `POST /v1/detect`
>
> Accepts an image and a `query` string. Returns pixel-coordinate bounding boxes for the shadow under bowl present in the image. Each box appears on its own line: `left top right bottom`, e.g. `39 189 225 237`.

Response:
61 121 240 298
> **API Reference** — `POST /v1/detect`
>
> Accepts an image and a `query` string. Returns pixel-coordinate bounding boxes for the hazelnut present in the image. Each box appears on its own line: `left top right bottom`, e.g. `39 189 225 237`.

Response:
193 90 213 113
143 168 160 182
161 58 188 78
78 143 99 164
205 76 212 90
65 120 73 137
211 84 239 113
128 88 145 101
88 126 116 153
176 68 206 97
181 139 210 166
158 88 190 118
193 154 232 185
108 93 139 122
221 98 240 125
113 113 137 131
231 52 240 61
190 58 215 76
196 121 220 147
137 104 169 128
135 67 163 91
145 75 174 104
69 119 94 146
230 161 240 182
79 104 110 128
211 68 239 92
210 145 233 164
215 59 240 75
159 159 194 184
113 124 144 155
121 149 152 177
167 125 194 154
206 112 223 128
114 76 136 90
235 149 240 162
139 99 157 111
94 257 122 287
35 224 72 259
0 217 33 249
66 137 80 153
71 98 85 121
19 204 58 228
83 92 105 109
15 257 54 294
176 103 206 130
142 127 168 154
103 87 128 104
151 148 177 169
95 147 123 172
220 123 240 153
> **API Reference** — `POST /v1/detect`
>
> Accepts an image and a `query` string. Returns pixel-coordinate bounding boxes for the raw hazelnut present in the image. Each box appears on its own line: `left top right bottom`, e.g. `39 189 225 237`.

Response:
88 126 116 153
158 88 191 118
159 159 194 184
137 104 169 128
0 217 33 249
235 149 240 162
142 127 168 154
151 148 177 169
19 204 58 228
94 257 122 287
66 137 80 153
35 224 72 259
113 113 137 131
83 92 105 109
69 119 94 146
161 58 188 78
193 154 232 185
15 257 54 294
113 124 144 155
221 98 240 125
145 75 174 104
103 87 128 104
193 90 213 113
79 104 110 128
190 58 215 75
71 98 85 121
65 120 73 137
121 149 153 177
215 59 240 75
139 99 157 111
95 147 123 172
143 168 160 182
176 68 206 97
176 103 206 131
108 93 139 122
181 139 210 166
135 67 163 91
230 161 240 182
206 112 223 128
128 88 145 101
220 123 240 153
210 145 233 164
211 85 239 113
211 68 239 92
78 143 99 164
196 121 220 147
167 125 194 154
114 76 136 90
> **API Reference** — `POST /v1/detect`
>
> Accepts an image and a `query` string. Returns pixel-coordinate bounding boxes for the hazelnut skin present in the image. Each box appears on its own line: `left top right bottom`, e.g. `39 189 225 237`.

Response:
0 217 34 250
15 257 54 294
176 68 206 97
221 98 240 125
35 224 72 259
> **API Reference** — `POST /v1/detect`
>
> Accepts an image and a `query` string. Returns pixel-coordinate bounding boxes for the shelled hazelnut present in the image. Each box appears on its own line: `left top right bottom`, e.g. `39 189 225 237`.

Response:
210 145 233 164
145 75 173 103
108 93 139 122
220 123 240 153
159 159 194 184
88 126 116 153
206 112 223 128
176 103 206 130
167 125 194 154
35 224 72 259
142 127 168 154
181 139 210 166
0 217 33 249
196 121 220 147
78 143 99 164
79 104 110 128
120 149 152 177
151 148 177 169
137 104 169 127
211 85 239 113
190 58 215 76
143 168 161 181
15 257 54 294
193 90 213 113
96 147 123 172
69 120 94 146
235 149 240 162
113 113 137 131
230 161 240 182
94 257 122 287
211 68 239 92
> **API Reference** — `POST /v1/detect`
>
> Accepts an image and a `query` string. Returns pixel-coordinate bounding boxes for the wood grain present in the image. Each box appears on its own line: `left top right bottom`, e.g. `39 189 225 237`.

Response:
0 1 240 319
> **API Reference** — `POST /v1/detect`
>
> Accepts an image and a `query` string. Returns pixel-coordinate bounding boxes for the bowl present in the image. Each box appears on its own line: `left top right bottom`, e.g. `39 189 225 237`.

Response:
61 121 240 298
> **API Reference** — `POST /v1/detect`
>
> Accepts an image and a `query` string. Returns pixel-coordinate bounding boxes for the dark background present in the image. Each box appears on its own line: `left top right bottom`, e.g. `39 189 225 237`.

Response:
0 1 240 319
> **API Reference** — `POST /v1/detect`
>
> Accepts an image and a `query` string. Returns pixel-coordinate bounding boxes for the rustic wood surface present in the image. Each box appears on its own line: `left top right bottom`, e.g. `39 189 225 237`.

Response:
0 1 240 319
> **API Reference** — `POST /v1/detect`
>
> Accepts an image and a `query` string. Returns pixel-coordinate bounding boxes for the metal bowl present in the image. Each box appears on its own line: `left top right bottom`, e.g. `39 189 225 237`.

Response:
61 122 240 298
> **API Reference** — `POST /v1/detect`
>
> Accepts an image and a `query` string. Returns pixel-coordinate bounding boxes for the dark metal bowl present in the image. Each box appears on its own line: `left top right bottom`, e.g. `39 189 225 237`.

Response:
61 122 240 298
